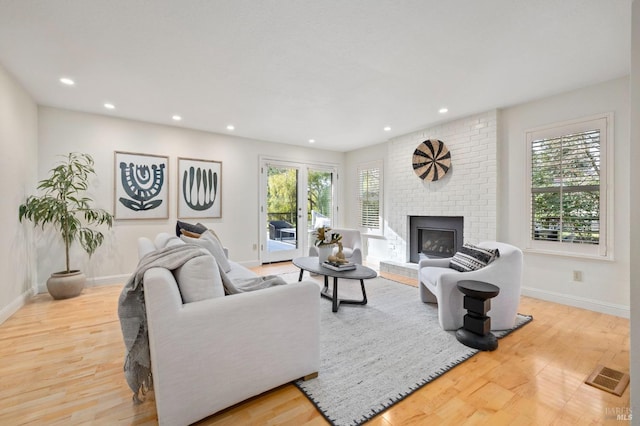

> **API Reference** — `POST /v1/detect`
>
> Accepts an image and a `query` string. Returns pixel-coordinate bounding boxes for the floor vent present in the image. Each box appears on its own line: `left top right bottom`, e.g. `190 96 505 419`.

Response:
585 365 629 396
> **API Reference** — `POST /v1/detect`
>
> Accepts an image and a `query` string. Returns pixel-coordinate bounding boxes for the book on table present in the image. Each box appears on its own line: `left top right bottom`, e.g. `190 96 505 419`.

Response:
322 261 356 271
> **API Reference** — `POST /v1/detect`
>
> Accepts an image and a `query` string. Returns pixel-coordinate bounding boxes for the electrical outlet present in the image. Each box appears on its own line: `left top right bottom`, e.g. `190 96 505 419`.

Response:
572 270 583 282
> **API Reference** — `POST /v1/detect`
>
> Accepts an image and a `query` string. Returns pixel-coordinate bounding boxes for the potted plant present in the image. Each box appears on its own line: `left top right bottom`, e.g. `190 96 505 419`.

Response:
18 152 113 299
312 226 342 264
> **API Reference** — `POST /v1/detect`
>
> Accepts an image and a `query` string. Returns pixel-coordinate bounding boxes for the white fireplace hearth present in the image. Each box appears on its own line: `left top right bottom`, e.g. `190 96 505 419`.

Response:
379 259 419 280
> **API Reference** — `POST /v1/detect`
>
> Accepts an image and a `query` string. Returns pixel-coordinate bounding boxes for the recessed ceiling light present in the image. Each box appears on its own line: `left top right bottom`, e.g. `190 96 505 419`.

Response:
172 115 182 121
59 77 75 86
439 107 449 114
226 124 235 131
308 139 315 144
104 103 115 110
383 126 391 132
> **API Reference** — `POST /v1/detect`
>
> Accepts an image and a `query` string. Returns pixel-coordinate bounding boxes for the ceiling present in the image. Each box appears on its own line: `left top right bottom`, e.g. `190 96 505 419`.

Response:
0 1 631 152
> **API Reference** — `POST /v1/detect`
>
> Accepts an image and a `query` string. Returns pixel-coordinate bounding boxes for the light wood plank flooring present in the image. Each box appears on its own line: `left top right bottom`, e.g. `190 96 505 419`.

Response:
0 262 630 425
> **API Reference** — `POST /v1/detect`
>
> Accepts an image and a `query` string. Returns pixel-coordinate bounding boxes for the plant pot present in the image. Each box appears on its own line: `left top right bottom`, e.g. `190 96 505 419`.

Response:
46 270 86 300
318 244 335 264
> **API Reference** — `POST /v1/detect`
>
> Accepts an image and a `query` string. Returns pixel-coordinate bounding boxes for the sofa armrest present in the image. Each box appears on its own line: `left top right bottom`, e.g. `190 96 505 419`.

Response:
143 267 320 426
418 257 452 269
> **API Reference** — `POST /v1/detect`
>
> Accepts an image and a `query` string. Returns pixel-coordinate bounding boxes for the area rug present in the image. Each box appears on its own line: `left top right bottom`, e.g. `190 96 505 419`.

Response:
292 275 533 426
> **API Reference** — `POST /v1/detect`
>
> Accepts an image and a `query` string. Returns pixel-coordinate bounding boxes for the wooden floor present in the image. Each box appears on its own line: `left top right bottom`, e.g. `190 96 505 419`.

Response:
0 262 630 425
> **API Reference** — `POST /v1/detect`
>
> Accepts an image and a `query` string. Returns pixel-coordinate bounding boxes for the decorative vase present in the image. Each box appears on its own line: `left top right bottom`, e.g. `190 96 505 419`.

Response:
46 270 86 300
317 244 335 264
336 242 345 261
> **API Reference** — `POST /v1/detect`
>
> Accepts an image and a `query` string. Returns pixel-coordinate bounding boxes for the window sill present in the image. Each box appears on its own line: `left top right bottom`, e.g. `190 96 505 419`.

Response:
523 247 613 262
361 231 384 239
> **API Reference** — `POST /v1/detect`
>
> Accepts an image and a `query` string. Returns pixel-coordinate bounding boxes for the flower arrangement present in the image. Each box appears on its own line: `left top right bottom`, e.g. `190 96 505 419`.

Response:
313 226 342 247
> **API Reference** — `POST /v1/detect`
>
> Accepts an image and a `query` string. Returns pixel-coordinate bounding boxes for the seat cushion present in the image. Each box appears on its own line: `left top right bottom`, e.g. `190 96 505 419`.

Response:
420 266 459 287
225 260 259 281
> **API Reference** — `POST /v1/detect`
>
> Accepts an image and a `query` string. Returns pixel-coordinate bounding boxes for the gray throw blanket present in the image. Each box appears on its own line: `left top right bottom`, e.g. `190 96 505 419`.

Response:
118 244 208 402
219 268 287 294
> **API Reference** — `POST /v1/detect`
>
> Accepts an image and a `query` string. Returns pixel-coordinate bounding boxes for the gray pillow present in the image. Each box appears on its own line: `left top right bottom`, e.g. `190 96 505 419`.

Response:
180 231 232 273
173 253 225 303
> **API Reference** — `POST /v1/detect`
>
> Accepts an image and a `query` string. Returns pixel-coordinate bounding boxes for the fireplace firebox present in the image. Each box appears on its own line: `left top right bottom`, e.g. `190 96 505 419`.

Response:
409 216 463 263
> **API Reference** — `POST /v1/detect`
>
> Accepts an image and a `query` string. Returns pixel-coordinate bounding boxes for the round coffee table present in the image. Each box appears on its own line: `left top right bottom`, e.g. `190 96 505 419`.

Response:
293 256 377 312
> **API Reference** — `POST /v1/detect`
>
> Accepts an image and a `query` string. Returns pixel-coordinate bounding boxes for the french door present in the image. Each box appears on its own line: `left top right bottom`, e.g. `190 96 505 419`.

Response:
260 158 337 263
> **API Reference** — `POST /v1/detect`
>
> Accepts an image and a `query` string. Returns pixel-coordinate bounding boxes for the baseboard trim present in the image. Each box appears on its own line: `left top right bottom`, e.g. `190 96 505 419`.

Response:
0 289 34 325
36 273 130 294
237 259 261 268
521 286 630 318
87 274 130 287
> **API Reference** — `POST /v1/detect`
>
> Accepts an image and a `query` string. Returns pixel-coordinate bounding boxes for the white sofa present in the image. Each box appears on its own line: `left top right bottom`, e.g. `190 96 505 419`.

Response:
138 233 320 426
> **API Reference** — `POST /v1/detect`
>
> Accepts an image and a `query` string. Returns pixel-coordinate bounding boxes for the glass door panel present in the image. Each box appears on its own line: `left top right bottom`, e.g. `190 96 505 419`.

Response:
307 168 334 251
260 159 337 263
263 163 303 262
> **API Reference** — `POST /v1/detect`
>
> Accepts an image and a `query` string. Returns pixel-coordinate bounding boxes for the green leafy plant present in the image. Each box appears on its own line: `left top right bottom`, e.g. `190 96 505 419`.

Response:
312 226 342 247
18 152 113 274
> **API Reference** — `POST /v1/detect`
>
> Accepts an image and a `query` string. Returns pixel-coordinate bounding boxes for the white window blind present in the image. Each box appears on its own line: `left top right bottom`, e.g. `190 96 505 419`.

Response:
357 162 382 231
531 129 600 244
525 114 612 258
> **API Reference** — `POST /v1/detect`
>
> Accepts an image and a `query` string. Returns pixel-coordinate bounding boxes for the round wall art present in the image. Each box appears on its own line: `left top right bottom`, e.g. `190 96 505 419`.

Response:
412 139 451 181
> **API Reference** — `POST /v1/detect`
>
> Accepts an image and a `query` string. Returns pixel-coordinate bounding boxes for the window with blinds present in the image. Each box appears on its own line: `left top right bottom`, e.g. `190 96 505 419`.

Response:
525 114 611 258
357 161 382 231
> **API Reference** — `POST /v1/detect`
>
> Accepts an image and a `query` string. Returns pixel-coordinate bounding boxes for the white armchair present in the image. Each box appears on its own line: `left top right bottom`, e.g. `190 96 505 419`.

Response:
309 228 363 265
418 241 523 331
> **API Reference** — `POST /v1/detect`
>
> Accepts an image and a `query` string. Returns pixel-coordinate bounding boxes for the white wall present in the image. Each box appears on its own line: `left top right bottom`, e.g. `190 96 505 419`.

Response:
36 107 344 290
344 141 388 262
500 77 630 317
0 64 38 323
629 0 639 417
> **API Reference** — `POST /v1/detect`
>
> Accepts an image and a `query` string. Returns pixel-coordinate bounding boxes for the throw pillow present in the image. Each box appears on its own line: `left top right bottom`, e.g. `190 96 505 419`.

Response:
165 237 185 248
197 223 222 244
175 220 207 237
180 229 202 239
181 231 232 273
173 253 225 303
155 233 180 249
449 243 500 272
199 230 231 271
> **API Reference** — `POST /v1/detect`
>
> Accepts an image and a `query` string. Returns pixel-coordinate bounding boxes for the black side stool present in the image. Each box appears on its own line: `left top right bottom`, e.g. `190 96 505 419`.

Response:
455 280 500 351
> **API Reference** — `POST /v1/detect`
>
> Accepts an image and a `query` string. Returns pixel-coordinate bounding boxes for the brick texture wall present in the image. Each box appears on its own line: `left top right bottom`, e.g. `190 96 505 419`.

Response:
384 110 498 263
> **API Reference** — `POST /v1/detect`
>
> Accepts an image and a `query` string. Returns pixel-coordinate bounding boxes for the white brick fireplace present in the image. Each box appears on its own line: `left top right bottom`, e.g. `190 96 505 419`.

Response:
380 110 498 277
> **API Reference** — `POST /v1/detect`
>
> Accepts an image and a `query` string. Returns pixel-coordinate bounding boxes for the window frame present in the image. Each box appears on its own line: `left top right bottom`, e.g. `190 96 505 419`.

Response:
524 113 614 259
357 160 383 235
